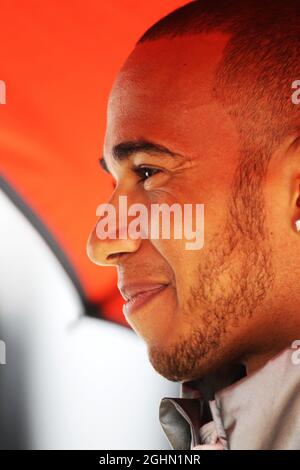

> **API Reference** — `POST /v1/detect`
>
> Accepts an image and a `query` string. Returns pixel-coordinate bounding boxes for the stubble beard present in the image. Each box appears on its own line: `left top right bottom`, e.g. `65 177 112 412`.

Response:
148 178 275 382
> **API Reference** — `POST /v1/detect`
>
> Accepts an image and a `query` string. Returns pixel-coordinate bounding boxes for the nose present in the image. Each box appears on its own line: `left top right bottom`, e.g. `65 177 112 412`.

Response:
86 196 142 266
87 229 141 266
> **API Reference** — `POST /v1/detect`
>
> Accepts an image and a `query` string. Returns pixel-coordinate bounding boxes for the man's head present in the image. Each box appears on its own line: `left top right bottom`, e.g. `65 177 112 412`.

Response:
87 0 300 382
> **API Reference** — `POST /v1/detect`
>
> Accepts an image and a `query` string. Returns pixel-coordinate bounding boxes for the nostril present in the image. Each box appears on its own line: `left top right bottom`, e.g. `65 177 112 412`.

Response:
106 252 126 261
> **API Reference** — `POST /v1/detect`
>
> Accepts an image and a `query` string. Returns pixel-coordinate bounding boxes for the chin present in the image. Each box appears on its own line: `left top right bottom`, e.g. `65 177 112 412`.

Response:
147 340 220 383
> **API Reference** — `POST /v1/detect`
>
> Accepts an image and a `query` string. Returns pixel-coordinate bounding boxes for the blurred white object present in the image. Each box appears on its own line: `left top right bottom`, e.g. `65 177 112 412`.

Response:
0 186 178 449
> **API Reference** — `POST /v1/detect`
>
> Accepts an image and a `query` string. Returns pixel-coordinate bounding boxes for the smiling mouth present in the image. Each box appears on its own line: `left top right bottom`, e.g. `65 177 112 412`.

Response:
120 283 169 316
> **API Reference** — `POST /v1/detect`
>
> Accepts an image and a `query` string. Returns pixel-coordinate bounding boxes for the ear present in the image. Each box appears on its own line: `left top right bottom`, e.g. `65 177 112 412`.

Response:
294 190 300 232
290 137 300 232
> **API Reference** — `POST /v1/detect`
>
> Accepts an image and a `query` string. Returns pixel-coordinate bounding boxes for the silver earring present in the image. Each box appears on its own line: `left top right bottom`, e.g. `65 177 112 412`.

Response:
296 220 300 232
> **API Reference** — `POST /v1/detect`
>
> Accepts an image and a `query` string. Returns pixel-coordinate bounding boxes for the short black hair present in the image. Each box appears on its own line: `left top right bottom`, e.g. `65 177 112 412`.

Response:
136 0 300 182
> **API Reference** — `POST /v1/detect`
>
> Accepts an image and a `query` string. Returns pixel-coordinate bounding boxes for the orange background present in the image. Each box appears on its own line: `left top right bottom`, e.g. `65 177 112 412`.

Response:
0 0 187 325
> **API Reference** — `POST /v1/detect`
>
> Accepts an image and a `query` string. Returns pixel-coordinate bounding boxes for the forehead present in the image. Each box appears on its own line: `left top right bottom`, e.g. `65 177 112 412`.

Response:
104 33 237 160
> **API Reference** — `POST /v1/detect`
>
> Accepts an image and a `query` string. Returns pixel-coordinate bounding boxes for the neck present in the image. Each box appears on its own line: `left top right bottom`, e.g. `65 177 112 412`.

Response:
244 345 288 375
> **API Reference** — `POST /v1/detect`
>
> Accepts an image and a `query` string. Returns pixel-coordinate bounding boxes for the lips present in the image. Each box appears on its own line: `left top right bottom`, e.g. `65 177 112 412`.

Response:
120 283 167 301
119 282 169 316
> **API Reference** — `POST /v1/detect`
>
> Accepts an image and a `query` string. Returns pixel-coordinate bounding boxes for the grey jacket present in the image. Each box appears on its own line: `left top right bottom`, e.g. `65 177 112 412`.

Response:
159 348 300 450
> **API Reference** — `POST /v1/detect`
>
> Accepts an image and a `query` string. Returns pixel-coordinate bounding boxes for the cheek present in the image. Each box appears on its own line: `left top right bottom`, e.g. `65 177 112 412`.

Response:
150 238 180 271
151 238 186 294
151 238 199 299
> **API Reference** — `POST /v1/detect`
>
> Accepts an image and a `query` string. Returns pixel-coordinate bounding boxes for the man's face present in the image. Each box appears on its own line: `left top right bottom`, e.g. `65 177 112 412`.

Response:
87 34 287 381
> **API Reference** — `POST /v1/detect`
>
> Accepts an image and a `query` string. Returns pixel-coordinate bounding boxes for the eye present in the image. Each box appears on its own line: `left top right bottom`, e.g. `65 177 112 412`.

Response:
133 166 162 183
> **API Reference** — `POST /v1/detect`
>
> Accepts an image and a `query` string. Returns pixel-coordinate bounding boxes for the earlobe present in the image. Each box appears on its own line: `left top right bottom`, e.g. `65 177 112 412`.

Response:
295 220 300 232
294 195 300 232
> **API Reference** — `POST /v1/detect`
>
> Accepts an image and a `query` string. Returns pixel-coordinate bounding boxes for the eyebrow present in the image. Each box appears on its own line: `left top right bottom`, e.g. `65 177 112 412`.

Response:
99 139 180 173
